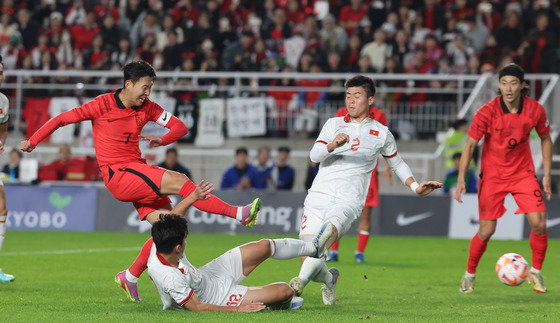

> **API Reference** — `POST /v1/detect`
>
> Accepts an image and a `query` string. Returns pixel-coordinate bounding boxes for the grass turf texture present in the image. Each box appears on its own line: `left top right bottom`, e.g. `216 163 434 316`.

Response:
0 231 558 322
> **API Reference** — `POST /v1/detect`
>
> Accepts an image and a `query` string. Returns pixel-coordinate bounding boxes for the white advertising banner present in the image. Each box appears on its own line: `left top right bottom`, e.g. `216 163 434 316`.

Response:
195 98 225 147
49 97 80 143
448 194 525 240
226 97 267 137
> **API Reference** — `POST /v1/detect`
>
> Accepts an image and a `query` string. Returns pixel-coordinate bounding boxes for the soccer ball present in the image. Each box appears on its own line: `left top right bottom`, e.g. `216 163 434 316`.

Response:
495 253 529 286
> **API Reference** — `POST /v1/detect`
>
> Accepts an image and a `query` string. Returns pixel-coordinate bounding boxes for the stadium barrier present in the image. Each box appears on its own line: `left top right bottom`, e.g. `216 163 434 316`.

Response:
5 184 560 240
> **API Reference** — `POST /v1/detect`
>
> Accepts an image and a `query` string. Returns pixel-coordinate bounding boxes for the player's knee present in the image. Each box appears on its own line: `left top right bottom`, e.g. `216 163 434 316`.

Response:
258 239 273 257
0 207 7 217
277 282 294 300
532 222 547 235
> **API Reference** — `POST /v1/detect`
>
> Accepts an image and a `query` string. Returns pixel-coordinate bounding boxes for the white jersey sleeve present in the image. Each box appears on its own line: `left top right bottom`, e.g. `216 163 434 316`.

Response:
381 130 397 158
315 118 336 144
0 92 9 124
165 275 194 307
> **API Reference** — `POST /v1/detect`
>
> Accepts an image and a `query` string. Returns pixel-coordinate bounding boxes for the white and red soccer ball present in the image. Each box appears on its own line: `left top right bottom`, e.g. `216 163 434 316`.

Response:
495 253 529 286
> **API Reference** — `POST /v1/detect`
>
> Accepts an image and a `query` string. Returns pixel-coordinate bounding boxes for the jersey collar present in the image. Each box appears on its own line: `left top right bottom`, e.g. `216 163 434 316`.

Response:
114 88 140 110
156 251 185 273
343 110 375 122
500 96 524 114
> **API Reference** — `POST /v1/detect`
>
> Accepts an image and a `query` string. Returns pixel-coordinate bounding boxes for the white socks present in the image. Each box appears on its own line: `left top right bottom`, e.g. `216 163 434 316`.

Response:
235 207 243 221
0 215 6 252
125 269 139 283
464 271 476 277
530 267 541 274
269 238 316 260
312 262 334 286
298 257 325 287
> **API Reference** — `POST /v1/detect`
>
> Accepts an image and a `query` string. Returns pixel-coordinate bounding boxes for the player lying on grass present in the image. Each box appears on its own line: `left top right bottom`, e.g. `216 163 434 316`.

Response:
142 182 333 312
289 75 442 305
20 60 261 300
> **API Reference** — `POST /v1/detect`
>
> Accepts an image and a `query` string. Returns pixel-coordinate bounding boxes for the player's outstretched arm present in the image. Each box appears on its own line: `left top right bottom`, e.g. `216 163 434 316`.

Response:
171 180 214 216
454 137 479 203
183 293 265 312
309 133 349 163
540 133 552 200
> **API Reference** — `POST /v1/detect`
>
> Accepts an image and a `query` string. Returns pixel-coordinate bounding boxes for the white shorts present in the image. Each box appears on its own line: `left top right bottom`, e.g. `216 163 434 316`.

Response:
299 192 361 240
200 247 249 307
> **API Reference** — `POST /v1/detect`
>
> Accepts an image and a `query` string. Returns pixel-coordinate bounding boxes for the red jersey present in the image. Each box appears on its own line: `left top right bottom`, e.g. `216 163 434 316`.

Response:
29 90 188 168
468 96 550 182
335 106 388 126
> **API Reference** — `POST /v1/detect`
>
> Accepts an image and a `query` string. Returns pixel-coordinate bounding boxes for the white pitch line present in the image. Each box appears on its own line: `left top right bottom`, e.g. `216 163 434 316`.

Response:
0 246 141 256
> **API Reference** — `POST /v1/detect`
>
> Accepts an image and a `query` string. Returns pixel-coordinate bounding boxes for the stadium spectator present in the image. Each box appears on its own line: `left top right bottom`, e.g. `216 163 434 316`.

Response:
42 143 72 181
295 62 329 136
16 8 39 50
130 10 160 50
443 119 470 170
69 11 100 52
157 14 184 52
338 0 367 36
443 152 477 195
255 146 272 189
100 14 122 51
84 34 110 70
221 30 254 71
110 37 133 69
94 0 120 24
320 13 348 52
2 148 20 182
520 11 558 74
158 148 192 180
0 13 17 44
286 0 305 27
495 11 523 56
65 0 87 26
463 14 490 54
304 159 319 190
419 0 445 31
342 34 362 67
220 147 261 190
261 8 291 53
360 28 392 72
271 146 295 190
1 33 25 70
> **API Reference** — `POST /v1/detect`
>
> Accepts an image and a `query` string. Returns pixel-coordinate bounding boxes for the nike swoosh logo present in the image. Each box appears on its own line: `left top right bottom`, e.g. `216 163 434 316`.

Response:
396 212 434 226
547 218 560 228
495 128 504 131
107 119 117 122
162 112 168 121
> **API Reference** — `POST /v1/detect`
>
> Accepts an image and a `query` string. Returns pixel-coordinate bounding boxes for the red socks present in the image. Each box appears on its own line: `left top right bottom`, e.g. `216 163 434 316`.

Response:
179 181 237 218
128 237 153 278
330 240 339 252
529 231 548 270
467 234 488 274
356 231 370 253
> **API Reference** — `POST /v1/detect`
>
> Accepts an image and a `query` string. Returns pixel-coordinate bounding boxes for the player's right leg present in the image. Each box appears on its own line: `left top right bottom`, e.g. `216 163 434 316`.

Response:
460 220 496 293
160 170 260 227
525 211 548 293
355 206 372 263
0 185 14 282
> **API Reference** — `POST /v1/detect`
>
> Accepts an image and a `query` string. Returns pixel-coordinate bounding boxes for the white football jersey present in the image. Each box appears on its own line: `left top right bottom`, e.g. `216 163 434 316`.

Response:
147 242 210 310
309 116 397 206
0 92 9 124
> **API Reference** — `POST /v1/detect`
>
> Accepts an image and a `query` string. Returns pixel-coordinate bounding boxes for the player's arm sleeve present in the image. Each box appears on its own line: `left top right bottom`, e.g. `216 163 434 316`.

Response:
309 119 335 163
382 131 414 185
467 109 488 141
165 275 195 307
535 105 551 137
28 99 101 147
151 106 188 146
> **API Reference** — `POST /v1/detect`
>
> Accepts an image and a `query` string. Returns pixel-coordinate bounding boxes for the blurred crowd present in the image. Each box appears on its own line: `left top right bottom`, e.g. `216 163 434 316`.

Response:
2 0 559 77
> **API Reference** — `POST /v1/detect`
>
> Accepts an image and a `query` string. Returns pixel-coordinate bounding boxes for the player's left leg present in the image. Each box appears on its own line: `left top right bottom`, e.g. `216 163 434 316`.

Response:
526 211 547 293
160 170 260 227
511 177 548 293
242 283 295 309
0 185 14 282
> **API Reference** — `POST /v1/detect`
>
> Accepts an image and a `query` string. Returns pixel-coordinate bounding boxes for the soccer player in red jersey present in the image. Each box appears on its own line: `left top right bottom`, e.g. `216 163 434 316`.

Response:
455 64 552 293
20 61 262 300
326 106 393 263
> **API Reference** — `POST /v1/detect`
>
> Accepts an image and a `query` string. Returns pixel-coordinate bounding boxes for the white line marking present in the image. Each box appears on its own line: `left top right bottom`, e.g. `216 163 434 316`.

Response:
0 247 141 256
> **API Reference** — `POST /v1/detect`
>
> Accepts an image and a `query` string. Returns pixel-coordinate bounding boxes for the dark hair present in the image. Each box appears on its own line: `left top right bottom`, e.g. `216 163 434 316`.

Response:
235 147 248 155
452 152 462 160
166 148 178 155
344 75 376 98
452 119 467 130
123 60 156 86
278 146 290 153
10 148 22 158
151 214 189 254
497 63 528 96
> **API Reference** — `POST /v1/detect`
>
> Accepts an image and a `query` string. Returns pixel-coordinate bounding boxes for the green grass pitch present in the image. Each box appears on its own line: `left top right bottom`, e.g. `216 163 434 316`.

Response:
0 231 558 321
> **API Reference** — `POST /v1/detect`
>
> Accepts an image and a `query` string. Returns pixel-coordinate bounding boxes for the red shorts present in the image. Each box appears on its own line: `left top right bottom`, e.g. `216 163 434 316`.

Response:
364 168 379 207
478 176 546 221
102 163 172 220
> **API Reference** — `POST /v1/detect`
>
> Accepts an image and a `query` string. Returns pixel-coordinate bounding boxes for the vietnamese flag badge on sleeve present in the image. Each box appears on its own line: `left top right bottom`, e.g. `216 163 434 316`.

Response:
369 129 379 136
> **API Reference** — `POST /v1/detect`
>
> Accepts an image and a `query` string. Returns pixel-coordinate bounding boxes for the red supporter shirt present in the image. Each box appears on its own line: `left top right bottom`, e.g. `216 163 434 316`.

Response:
338 5 367 35
28 90 188 168
468 96 550 182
